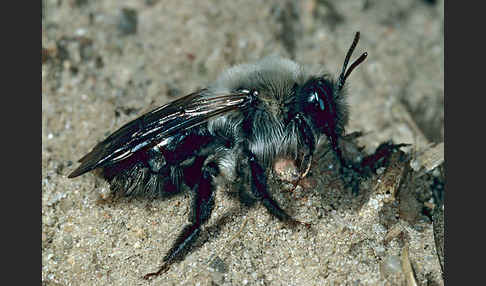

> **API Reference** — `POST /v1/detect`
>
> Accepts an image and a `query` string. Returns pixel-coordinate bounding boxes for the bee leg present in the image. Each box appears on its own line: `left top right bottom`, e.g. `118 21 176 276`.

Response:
248 154 310 228
284 115 316 193
143 161 218 280
295 115 316 178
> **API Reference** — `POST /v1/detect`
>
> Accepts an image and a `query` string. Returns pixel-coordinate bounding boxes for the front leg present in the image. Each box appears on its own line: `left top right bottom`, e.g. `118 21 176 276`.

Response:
143 160 218 279
247 152 309 228
286 114 317 193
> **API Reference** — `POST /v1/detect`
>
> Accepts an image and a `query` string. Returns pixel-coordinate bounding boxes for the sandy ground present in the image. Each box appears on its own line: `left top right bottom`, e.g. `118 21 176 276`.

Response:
42 0 443 285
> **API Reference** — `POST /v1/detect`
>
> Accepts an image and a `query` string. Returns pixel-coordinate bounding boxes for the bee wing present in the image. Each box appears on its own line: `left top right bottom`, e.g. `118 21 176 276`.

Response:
68 89 252 178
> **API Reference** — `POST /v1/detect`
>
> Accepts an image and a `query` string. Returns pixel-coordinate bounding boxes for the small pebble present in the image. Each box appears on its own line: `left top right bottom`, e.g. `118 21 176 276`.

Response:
380 255 401 277
118 8 138 36
209 256 228 273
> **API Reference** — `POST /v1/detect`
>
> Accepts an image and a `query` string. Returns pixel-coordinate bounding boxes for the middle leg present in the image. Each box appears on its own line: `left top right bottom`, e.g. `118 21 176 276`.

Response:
143 160 218 279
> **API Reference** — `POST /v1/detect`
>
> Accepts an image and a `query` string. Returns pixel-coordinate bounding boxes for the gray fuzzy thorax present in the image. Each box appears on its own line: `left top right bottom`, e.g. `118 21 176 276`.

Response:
207 57 314 170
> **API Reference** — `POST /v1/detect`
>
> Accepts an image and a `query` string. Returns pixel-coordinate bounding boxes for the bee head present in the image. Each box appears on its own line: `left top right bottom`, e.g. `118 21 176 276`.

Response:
298 32 367 142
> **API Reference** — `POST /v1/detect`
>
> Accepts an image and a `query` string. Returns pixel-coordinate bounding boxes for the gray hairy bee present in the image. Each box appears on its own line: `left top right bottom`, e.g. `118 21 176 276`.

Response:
69 32 368 279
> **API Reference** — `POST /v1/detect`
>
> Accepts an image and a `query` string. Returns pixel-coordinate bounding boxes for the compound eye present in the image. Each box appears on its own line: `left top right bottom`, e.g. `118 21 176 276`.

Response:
310 91 325 111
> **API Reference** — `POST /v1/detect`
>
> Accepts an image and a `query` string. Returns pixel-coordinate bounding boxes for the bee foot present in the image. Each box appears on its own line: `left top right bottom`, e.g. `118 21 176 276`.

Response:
143 263 170 280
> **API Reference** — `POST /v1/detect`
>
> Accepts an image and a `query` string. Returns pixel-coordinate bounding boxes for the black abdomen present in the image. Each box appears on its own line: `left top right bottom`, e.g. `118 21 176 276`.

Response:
102 127 222 197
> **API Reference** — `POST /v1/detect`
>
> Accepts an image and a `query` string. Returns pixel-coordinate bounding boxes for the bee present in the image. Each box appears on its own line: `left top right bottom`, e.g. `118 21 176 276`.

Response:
69 32 368 279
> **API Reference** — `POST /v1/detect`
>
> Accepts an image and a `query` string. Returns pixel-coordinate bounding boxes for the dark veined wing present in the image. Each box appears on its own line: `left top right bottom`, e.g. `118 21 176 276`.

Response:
68 89 253 178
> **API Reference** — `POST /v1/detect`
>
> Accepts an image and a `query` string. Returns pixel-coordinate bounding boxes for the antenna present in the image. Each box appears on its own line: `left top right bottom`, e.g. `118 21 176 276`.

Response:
337 32 368 91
